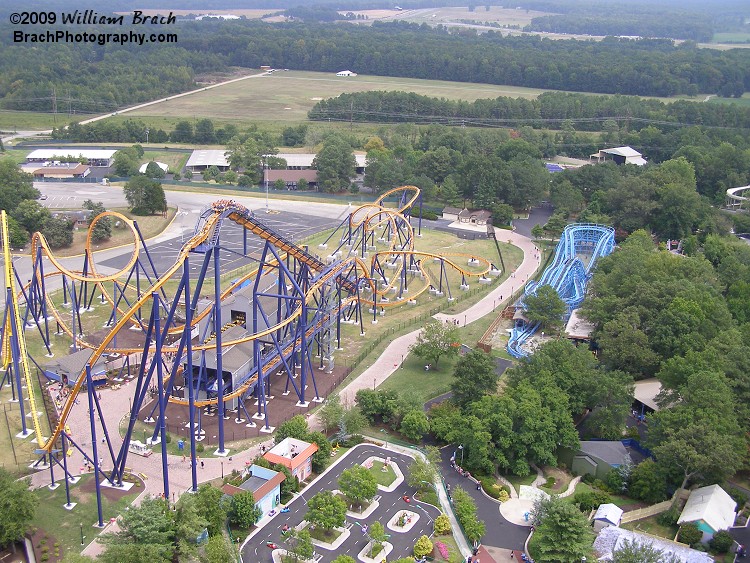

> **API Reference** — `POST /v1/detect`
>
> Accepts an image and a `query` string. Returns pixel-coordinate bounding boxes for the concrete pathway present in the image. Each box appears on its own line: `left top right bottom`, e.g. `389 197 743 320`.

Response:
334 227 541 407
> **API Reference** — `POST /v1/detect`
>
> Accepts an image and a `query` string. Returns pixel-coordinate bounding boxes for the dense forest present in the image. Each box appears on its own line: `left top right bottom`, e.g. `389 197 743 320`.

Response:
1 18 749 114
429 230 750 498
309 90 750 130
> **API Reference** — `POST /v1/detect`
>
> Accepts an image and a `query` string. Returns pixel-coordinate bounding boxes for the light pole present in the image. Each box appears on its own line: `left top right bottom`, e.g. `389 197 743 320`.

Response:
263 158 269 214
221 460 224 479
80 522 84 545
458 444 464 464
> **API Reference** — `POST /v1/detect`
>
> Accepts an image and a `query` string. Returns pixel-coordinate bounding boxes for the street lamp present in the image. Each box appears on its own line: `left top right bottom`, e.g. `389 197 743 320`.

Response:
80 522 84 545
221 460 224 479
458 444 464 464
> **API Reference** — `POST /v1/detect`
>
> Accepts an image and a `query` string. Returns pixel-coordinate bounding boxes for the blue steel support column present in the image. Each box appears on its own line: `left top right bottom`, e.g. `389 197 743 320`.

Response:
153 293 170 501
184 257 198 492
86 364 104 527
214 244 226 454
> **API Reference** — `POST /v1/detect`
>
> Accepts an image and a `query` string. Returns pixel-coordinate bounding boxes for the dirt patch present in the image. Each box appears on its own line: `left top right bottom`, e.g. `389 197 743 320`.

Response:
542 466 571 491
79 474 143 502
29 528 63 563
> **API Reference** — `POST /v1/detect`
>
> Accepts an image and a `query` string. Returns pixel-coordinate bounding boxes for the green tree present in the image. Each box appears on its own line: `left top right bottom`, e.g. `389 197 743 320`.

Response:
275 415 309 442
331 555 356 563
628 459 669 504
194 119 216 144
647 371 745 490
193 484 228 536
0 470 38 548
11 199 50 234
490 203 514 226
410 319 460 369
42 216 74 249
184 169 193 180
229 491 262 528
144 161 166 179
173 493 206 560
283 528 313 562
200 534 237 563
6 216 29 248
113 151 138 176
223 170 237 184
531 224 545 239
0 159 38 214
202 165 221 183
99 543 172 563
305 491 347 532
313 135 356 193
612 538 680 563
273 463 299 500
171 120 193 143
406 455 437 492
123 176 166 215
399 409 430 442
338 466 377 511
340 406 367 436
709 530 734 553
273 178 286 190
534 496 592 563
450 349 498 409
678 522 702 546
413 535 433 558
368 521 388 554
99 495 175 562
83 200 111 243
308 431 332 473
524 285 566 330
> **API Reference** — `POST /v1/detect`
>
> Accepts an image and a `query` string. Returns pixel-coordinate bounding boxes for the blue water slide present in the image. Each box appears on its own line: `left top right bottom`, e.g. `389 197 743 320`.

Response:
507 224 615 358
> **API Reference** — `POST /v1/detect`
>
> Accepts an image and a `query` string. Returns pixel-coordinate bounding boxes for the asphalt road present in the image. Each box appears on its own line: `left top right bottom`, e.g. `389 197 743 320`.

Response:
513 204 554 239
97 210 341 276
242 444 441 563
439 445 529 551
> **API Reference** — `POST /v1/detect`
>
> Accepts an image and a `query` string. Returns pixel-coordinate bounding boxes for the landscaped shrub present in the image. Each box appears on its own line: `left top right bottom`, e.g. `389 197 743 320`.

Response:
678 522 703 547
342 434 365 447
434 540 450 560
196 442 205 453
414 535 433 558
544 477 555 488
477 475 502 499
657 506 680 527
434 513 451 535
573 489 611 512
709 530 733 553
498 489 510 502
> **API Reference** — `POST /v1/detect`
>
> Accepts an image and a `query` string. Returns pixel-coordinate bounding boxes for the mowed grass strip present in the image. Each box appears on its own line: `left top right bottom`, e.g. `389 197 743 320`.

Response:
126 70 557 124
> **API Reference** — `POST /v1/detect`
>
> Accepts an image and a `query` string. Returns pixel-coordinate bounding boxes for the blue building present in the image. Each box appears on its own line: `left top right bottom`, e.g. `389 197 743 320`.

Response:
222 464 285 516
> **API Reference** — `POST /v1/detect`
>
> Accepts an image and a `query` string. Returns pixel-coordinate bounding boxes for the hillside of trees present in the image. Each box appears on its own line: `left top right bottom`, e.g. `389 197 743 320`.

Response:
2 18 749 115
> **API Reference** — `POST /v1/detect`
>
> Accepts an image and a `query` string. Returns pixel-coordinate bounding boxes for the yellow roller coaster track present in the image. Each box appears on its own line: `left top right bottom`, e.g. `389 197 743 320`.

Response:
16 190 493 453
1 211 45 445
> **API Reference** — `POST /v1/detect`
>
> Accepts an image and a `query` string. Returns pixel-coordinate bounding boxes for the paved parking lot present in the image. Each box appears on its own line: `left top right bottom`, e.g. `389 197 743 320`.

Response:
98 210 342 277
243 444 441 563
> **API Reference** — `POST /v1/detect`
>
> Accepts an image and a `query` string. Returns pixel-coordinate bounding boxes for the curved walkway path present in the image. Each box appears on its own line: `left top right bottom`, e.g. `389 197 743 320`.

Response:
331 227 541 407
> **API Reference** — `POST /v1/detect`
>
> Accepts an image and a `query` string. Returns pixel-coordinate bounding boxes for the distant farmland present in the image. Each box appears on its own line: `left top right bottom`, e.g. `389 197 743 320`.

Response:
124 70 554 125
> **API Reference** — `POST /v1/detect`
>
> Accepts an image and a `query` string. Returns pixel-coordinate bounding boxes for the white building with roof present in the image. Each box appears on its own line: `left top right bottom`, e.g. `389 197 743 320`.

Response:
590 146 647 166
25 149 117 167
593 503 623 532
593 526 713 562
336 70 357 77
678 484 736 542
185 149 230 172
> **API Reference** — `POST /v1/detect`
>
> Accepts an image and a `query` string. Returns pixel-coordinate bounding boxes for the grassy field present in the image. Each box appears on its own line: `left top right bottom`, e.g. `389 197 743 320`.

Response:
370 5 547 28
3 67 708 132
708 93 750 107
29 473 141 557
368 459 397 486
46 207 177 258
712 32 750 44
